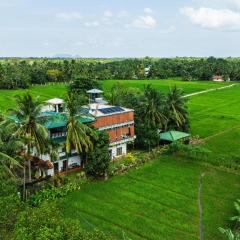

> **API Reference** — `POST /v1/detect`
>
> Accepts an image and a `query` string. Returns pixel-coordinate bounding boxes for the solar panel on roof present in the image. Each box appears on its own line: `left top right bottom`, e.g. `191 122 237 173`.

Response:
99 107 124 114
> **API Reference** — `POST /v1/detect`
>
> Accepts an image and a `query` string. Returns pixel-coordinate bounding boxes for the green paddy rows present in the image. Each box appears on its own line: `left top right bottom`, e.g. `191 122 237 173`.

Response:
63 158 240 240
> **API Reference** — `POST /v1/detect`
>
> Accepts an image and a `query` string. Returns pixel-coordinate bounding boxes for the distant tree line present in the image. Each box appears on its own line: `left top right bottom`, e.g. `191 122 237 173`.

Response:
1 57 240 89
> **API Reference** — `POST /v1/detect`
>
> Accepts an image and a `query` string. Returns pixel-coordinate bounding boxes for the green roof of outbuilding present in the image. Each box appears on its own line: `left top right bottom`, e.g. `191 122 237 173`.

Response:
160 131 190 142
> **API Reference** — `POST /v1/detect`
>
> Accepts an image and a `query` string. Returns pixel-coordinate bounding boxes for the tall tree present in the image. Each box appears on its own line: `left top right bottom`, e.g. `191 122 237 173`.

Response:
142 85 167 129
0 121 22 177
65 93 94 162
10 93 48 181
165 86 189 131
85 131 110 178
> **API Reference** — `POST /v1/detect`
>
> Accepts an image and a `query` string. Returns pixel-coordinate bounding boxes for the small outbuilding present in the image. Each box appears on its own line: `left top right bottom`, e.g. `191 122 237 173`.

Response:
212 75 224 82
160 130 190 143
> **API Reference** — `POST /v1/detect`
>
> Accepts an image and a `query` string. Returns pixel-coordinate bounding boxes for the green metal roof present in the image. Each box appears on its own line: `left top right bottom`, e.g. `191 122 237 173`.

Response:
43 112 95 129
160 131 190 142
9 112 95 130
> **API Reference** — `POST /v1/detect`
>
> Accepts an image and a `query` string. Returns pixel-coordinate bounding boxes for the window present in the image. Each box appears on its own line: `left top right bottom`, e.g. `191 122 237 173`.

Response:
109 149 112 158
116 147 123 156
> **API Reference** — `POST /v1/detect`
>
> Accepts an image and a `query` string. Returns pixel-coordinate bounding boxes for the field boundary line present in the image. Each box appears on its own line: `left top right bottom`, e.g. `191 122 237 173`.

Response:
200 125 240 143
183 84 237 98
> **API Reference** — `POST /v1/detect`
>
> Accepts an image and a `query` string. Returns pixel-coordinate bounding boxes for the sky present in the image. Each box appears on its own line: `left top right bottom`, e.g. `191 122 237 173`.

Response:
1 0 240 58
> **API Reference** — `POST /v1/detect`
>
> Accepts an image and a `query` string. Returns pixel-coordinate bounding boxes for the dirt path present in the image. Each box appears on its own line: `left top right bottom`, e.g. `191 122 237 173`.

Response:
200 125 240 144
183 84 237 98
198 173 205 240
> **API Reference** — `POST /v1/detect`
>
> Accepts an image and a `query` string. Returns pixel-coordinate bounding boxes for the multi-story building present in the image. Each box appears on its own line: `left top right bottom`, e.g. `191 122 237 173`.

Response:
82 89 135 159
34 89 135 176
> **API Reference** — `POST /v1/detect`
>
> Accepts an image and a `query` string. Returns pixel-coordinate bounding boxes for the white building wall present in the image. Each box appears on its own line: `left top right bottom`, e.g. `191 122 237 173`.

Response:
110 143 127 159
46 168 54 176
68 156 81 167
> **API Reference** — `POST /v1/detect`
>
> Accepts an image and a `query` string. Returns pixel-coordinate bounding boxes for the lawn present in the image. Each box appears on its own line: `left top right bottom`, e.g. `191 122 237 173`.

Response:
0 83 67 113
102 79 230 95
62 157 240 240
188 85 240 137
0 79 231 113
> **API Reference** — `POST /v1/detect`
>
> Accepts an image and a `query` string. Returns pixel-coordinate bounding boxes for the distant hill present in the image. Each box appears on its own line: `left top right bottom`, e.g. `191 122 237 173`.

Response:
52 53 81 59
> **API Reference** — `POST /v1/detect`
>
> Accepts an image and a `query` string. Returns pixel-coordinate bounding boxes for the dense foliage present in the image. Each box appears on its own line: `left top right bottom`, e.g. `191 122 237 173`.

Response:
14 201 112 240
85 131 111 178
0 57 240 89
0 172 23 239
106 83 189 150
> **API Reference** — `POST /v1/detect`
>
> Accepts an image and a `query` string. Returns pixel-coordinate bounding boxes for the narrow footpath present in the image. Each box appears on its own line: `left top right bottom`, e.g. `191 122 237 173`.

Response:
183 84 237 98
198 173 205 240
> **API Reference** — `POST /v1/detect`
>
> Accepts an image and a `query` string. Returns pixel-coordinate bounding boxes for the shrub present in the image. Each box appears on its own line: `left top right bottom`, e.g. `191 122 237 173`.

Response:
14 202 112 240
29 181 84 206
167 142 211 160
123 153 137 165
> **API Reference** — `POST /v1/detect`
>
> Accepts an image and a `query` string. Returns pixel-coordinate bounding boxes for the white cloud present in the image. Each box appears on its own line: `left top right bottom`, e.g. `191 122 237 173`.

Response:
56 12 82 21
131 15 157 29
181 7 240 30
144 8 153 14
84 21 100 27
104 10 113 18
200 0 240 9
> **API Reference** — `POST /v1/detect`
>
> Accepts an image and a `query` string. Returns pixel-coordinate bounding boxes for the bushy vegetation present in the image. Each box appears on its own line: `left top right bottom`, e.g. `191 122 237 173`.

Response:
14 201 112 240
85 131 111 178
0 57 239 89
106 83 189 150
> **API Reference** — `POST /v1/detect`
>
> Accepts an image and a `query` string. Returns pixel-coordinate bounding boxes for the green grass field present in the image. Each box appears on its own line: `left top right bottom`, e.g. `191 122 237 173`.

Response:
102 79 230 94
0 79 231 113
63 157 240 240
188 85 240 137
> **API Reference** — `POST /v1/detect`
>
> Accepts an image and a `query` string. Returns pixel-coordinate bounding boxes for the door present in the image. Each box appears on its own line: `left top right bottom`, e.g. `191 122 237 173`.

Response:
63 160 68 171
54 162 59 174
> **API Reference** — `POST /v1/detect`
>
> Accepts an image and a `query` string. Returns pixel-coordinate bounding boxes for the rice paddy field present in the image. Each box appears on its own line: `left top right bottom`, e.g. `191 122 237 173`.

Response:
0 79 231 113
63 157 240 240
1 79 240 239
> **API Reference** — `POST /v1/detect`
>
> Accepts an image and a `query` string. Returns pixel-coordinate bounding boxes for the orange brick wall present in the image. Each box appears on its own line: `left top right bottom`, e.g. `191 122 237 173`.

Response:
93 112 134 129
93 112 135 143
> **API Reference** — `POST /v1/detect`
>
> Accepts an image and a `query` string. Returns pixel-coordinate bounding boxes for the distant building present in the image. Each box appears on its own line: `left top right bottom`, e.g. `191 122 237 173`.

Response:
212 75 224 82
144 66 151 76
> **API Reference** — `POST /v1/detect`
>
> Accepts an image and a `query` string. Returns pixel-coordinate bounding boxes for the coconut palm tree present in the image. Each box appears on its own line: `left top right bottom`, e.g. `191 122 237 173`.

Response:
165 86 189 131
231 199 240 223
142 84 167 129
65 93 94 164
0 120 23 177
219 228 240 240
10 93 48 181
219 200 240 240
